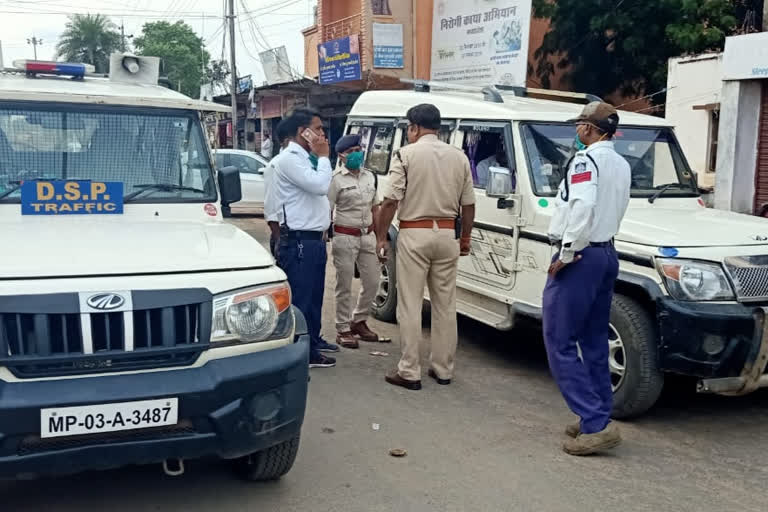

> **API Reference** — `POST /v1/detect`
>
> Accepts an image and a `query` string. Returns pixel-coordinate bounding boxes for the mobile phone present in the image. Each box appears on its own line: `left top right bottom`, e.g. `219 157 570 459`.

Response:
302 128 318 145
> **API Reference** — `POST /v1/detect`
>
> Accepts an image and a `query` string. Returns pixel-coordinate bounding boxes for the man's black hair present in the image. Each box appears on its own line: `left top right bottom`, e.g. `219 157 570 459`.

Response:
282 107 322 137
275 120 291 144
406 104 441 131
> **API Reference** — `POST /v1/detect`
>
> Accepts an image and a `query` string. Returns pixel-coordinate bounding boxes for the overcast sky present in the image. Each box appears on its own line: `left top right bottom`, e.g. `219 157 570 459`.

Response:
0 0 315 85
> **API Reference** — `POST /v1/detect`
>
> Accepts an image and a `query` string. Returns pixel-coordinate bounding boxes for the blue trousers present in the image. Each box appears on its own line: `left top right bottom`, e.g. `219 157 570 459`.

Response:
542 246 618 434
278 237 327 361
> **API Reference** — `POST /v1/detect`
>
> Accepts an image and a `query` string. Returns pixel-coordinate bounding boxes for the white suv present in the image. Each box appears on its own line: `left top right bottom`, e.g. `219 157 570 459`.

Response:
0 56 308 480
347 83 768 417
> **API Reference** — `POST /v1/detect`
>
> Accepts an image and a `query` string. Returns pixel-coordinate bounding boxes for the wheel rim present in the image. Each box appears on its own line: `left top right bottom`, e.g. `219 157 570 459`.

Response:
374 263 390 308
608 324 626 391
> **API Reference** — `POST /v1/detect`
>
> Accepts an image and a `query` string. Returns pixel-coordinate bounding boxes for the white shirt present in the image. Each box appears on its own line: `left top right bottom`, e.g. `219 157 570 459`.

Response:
475 155 498 188
548 141 631 263
261 137 273 159
263 147 284 223
269 141 332 232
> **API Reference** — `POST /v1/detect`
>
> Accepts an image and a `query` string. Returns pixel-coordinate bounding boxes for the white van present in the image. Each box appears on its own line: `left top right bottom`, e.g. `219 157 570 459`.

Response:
348 83 768 417
0 56 308 480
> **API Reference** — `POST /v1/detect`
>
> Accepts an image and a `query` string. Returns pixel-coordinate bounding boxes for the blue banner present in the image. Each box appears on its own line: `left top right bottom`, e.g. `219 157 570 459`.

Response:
373 23 404 69
318 35 362 85
374 46 404 68
21 180 124 215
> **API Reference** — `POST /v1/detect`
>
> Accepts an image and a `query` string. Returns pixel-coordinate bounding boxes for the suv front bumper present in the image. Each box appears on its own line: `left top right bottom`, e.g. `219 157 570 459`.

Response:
658 298 768 393
0 336 309 479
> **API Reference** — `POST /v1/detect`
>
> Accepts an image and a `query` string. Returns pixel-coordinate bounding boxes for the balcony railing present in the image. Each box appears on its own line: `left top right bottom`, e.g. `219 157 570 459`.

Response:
322 14 362 42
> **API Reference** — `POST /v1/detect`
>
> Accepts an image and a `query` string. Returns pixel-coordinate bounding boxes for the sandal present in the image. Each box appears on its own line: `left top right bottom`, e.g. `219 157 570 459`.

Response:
336 332 359 349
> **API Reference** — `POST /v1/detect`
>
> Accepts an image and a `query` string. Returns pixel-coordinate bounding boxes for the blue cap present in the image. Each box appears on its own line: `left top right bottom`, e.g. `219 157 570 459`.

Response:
335 134 361 153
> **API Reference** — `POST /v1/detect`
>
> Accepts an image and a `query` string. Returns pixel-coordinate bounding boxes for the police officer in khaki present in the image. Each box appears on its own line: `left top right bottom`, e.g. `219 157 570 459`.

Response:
377 104 475 390
329 134 391 348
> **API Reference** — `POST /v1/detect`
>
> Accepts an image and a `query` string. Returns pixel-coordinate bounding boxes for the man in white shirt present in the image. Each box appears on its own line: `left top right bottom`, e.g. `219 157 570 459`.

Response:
543 102 630 456
260 132 274 160
475 144 509 189
271 108 339 368
263 121 291 256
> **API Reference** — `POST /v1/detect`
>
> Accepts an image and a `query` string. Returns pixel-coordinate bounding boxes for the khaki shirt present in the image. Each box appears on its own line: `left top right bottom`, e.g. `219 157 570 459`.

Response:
383 134 475 220
328 167 380 229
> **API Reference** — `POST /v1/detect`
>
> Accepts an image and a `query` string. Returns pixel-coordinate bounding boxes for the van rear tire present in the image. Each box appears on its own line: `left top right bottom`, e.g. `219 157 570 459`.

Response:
610 294 664 418
372 247 397 323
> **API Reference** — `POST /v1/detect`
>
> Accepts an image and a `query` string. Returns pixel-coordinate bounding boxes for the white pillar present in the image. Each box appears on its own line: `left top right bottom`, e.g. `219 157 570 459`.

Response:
714 80 762 213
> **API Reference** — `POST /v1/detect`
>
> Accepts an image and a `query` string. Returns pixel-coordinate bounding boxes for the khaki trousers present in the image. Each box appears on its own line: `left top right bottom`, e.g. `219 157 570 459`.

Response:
332 232 379 332
396 227 460 381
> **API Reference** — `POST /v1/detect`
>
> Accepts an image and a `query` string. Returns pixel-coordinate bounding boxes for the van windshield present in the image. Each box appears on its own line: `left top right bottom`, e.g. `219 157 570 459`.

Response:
0 105 216 202
521 123 697 198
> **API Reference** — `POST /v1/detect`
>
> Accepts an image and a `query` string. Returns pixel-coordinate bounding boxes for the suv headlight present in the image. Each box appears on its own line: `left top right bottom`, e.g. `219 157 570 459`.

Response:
211 283 293 344
657 259 735 301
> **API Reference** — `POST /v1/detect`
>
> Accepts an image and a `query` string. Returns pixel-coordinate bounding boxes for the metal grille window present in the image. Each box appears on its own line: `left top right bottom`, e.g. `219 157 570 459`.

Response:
0 105 216 201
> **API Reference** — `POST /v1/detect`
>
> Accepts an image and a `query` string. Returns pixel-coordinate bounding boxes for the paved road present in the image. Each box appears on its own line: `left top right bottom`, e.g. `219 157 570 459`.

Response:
3 216 768 511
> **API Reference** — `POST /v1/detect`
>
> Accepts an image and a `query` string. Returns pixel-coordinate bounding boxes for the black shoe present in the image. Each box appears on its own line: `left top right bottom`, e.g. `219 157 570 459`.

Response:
310 354 336 368
428 369 451 385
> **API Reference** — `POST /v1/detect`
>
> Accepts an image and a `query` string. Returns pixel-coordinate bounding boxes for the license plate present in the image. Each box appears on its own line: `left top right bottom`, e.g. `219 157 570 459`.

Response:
40 398 178 439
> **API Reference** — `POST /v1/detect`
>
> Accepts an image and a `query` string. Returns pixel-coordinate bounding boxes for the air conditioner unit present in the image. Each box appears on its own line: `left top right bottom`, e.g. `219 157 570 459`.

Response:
109 53 161 85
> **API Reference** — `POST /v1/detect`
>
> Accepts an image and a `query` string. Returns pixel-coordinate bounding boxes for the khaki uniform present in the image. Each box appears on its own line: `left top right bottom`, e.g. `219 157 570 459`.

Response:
328 167 381 333
383 134 475 380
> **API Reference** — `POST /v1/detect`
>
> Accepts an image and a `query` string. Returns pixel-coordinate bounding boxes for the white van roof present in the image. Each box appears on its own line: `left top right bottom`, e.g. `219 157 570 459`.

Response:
0 72 230 113
348 89 672 127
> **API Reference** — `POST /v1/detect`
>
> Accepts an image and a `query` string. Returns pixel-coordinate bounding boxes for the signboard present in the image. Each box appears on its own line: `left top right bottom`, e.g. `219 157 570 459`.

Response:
259 46 294 85
237 75 252 94
21 180 124 215
373 23 404 69
318 35 362 84
723 32 768 81
430 0 532 86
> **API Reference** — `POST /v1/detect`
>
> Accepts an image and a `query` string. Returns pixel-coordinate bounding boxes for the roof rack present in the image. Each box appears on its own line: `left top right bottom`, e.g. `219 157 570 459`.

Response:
400 79 602 105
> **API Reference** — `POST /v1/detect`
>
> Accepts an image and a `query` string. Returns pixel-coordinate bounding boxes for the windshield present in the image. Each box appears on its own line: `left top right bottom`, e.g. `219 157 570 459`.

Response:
0 104 216 202
521 123 697 197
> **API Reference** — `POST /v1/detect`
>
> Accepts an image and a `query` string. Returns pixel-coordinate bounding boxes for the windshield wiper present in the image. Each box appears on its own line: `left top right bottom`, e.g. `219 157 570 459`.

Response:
124 183 207 201
648 183 688 204
0 177 64 201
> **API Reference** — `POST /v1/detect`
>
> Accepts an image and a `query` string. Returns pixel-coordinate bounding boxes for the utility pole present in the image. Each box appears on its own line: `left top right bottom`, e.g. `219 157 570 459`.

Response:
227 0 239 149
27 36 42 60
120 21 133 52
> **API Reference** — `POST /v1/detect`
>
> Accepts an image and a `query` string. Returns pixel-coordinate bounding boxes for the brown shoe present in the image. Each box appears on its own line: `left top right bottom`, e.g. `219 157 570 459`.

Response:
565 421 581 439
563 423 622 456
351 321 391 343
385 371 422 391
427 369 451 385
336 332 359 349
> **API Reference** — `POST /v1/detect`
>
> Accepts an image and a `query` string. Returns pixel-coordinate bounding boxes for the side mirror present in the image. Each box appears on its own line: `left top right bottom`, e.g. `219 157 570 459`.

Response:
486 166 513 198
218 166 242 205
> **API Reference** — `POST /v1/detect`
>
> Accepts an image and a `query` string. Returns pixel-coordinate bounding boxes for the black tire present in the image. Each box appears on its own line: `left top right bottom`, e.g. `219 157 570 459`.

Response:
372 245 397 323
610 294 665 418
233 435 300 481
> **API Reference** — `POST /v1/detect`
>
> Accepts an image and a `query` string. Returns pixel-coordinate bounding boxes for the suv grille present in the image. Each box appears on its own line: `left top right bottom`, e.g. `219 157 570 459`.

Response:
724 256 768 301
0 290 212 378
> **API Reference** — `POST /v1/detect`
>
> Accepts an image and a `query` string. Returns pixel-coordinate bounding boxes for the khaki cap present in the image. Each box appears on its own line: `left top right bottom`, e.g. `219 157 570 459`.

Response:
568 101 620 134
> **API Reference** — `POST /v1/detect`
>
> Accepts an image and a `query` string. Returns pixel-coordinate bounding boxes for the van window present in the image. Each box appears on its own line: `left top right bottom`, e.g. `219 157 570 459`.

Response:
347 124 395 175
0 105 217 202
521 123 697 197
459 126 512 189
399 126 452 147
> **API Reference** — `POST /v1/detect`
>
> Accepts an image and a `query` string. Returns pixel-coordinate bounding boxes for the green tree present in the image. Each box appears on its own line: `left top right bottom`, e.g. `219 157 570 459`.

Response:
56 14 121 73
532 0 737 105
133 21 211 98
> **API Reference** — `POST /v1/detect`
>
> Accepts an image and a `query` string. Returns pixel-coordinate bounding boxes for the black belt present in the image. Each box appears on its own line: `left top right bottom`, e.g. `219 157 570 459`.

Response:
280 230 324 241
553 240 614 249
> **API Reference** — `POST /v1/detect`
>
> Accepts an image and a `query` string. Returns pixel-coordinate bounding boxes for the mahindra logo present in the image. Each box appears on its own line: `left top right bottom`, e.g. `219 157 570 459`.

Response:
752 235 768 242
86 293 126 311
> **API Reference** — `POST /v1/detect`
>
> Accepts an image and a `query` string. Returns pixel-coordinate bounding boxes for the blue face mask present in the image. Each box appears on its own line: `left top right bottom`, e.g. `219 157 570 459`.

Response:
574 134 587 151
345 151 364 170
